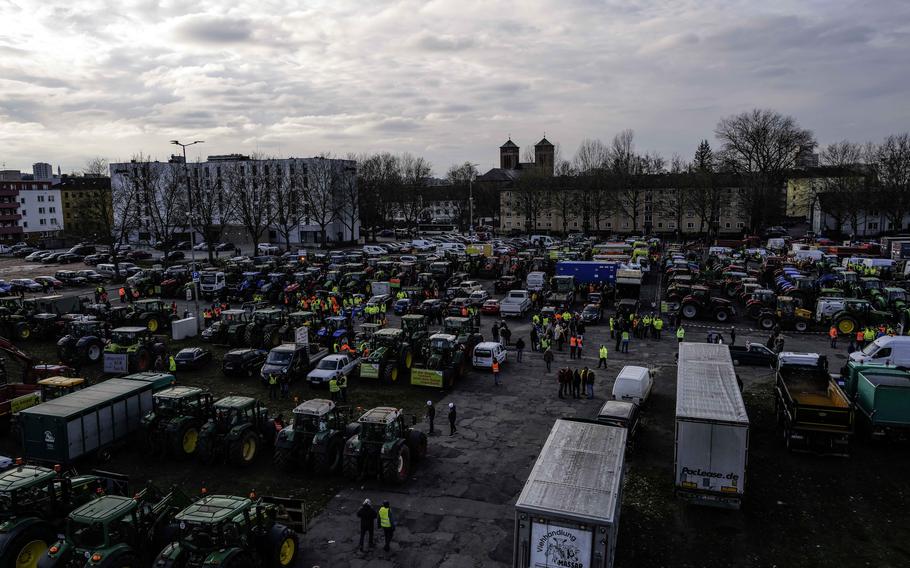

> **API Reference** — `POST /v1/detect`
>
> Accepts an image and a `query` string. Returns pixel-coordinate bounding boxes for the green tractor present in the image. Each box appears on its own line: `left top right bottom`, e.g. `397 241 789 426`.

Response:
443 316 484 354
200 309 250 346
410 333 467 389
0 465 112 568
103 327 168 373
244 309 287 349
831 299 893 335
358 328 413 383
142 386 215 458
197 397 277 467
125 298 176 333
0 298 32 341
272 399 359 473
56 319 110 366
867 286 910 328
342 407 428 485
400 314 430 356
278 311 318 343
153 494 301 568
40 483 191 568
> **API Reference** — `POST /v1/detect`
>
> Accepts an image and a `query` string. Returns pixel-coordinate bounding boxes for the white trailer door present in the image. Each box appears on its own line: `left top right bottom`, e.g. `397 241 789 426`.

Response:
676 420 746 495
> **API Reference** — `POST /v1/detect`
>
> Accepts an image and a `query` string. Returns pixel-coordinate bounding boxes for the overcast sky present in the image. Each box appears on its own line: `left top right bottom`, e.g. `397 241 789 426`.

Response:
1 0 908 175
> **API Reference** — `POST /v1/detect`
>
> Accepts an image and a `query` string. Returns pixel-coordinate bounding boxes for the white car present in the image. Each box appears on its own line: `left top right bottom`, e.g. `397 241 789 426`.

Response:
307 353 360 386
468 290 490 306
472 342 507 369
363 245 387 256
257 243 280 255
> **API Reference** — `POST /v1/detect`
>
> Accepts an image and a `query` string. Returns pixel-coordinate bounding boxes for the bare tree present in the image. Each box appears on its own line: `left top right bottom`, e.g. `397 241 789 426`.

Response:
226 159 273 249
446 162 478 231
101 160 146 280
514 166 547 232
82 157 108 177
872 133 910 233
395 153 432 233
303 155 343 247
187 160 235 261
357 153 400 241
268 159 301 251
816 141 868 236
715 109 816 231
336 153 360 243
146 163 189 267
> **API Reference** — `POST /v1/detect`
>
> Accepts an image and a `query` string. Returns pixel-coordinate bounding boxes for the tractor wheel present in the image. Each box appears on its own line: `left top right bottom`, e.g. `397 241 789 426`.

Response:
273 447 293 470
795 321 808 332
14 322 30 341
230 429 259 466
342 453 361 480
173 421 201 458
759 315 776 331
714 310 730 323
135 347 152 372
264 329 280 348
381 444 411 485
313 438 343 475
102 552 140 568
6 521 55 568
407 429 428 463
400 348 413 369
382 364 397 384
145 315 160 333
244 326 255 348
84 340 103 363
837 318 857 335
265 524 298 568
681 304 698 319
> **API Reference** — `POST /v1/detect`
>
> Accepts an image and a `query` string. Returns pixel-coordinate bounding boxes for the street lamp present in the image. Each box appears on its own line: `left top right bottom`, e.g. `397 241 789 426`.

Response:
467 162 479 234
170 140 204 328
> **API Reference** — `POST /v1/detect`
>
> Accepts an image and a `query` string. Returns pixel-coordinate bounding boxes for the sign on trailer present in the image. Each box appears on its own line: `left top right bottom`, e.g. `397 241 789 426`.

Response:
103 353 129 375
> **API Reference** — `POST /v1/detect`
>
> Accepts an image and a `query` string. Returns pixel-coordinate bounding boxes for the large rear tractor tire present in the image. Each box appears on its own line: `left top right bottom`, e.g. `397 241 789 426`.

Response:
401 348 413 369
837 317 857 335
84 340 103 363
342 453 361 480
265 524 298 568
681 304 698 319
14 322 31 341
6 522 55 568
219 550 256 568
230 429 259 466
273 446 294 470
381 444 411 485
759 315 776 331
144 314 160 333
407 429 428 463
173 421 201 458
312 438 343 475
196 434 216 465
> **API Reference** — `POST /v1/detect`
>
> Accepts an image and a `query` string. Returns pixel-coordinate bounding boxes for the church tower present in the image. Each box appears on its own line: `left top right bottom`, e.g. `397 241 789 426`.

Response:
500 139 519 170
534 137 554 176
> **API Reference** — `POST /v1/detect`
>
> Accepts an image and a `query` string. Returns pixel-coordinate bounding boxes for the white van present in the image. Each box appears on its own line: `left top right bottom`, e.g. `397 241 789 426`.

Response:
525 271 546 292
530 235 557 247
411 239 435 252
472 342 507 368
437 242 466 253
363 245 386 256
849 336 910 366
612 365 653 405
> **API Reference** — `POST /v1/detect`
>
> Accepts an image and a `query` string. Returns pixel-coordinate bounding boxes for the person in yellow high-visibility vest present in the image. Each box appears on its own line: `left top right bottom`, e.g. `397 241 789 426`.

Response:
378 500 395 552
676 326 685 343
598 345 608 369
168 355 177 373
329 376 340 402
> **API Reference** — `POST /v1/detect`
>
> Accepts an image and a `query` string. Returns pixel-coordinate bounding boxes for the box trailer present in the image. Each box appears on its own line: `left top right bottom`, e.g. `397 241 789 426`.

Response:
18 373 175 465
513 418 626 568
675 343 749 509
555 261 619 285
854 368 910 438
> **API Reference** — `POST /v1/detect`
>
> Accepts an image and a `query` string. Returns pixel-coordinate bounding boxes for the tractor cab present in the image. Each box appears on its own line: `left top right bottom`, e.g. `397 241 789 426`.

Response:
400 314 430 348
318 316 349 341
251 309 285 326
108 326 152 347
355 323 383 346
860 277 883 292
885 287 907 305
291 398 342 434
287 311 317 328
358 407 406 447
37 376 86 400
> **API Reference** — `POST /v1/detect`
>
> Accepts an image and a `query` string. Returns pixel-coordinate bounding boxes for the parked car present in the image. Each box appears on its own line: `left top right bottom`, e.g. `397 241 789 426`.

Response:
12 246 36 257
192 241 208 251
127 250 152 260
174 347 213 370
9 278 43 293
595 400 641 444
161 250 185 262
729 342 777 366
473 341 507 368
25 250 51 262
467 290 490 306
83 253 110 265
33 276 63 290
75 269 105 283
481 299 500 315
306 353 360 386
612 365 653 405
56 252 83 264
222 348 268 377
259 344 329 384
258 243 280 255
173 241 192 250
55 270 88 287
215 242 235 251
40 252 63 263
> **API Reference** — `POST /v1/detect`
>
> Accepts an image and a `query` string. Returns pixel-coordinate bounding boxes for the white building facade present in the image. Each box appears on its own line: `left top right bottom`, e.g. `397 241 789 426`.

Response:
17 180 62 237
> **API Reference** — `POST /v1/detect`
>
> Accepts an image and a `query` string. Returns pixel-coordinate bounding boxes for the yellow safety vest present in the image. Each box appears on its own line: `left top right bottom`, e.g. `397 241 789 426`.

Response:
378 506 392 528
268 375 277 385
329 378 339 393
599 346 608 358
676 328 685 339
654 319 663 330
168 357 176 372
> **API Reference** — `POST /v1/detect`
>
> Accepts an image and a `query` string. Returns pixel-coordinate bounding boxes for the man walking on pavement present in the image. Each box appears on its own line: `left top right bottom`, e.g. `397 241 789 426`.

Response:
448 403 457 435
569 334 577 360
357 499 377 551
515 337 525 362
558 367 568 399
426 401 436 434
584 367 595 399
543 347 554 372
829 326 838 348
729 325 737 345
598 344 608 369
268 373 279 400
492 359 501 386
676 325 685 344
378 500 395 552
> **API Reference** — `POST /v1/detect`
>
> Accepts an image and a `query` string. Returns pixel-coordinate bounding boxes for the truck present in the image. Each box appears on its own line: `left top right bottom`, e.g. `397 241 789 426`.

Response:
409 333 466 388
500 290 532 318
614 268 642 304
18 372 176 465
0 337 77 430
775 352 853 454
852 366 910 439
555 260 618 285
513 418 626 568
544 275 575 308
675 342 749 509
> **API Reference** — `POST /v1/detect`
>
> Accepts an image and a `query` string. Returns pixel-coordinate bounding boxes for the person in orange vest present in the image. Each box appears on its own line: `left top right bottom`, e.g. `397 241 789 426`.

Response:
214 306 222 318
461 305 468 317
829 326 838 348
118 287 126 303
855 329 865 350
492 359 501 386
569 335 578 360
203 309 212 328
171 301 178 315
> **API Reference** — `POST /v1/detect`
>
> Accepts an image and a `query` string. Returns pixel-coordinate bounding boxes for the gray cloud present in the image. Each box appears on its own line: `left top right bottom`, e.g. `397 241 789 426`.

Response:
414 33 475 52
173 15 253 44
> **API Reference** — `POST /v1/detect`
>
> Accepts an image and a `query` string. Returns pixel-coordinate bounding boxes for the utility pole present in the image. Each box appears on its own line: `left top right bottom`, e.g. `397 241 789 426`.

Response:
467 162 479 234
170 139 204 329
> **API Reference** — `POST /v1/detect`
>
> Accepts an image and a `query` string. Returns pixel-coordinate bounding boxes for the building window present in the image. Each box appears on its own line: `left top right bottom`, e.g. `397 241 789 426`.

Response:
40 219 46 225
48 195 54 202
38 208 45 214
687 222 695 229
21 210 26 216
737 222 745 228
657 222 663 228
867 222 879 230
37 195 44 202
22 222 27 228
49 207 55 213
51 218 57 225
725 222 731 229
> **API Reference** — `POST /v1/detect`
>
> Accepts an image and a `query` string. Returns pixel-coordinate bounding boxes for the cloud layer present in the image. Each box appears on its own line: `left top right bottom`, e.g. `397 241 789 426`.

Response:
0 0 908 174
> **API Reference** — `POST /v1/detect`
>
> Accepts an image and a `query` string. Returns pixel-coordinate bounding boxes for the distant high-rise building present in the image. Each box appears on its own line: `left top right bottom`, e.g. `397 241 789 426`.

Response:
32 162 53 180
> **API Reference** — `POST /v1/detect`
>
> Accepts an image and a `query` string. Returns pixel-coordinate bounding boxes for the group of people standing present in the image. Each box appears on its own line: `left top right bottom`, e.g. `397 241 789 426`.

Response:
557 366 596 399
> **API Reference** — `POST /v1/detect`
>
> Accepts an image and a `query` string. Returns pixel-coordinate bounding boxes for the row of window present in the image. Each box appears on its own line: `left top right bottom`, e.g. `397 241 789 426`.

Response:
21 218 57 228
20 207 56 215
18 194 54 203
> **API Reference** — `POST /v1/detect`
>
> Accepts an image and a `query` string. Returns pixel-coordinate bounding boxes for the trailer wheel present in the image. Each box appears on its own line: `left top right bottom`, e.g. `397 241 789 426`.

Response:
794 321 808 332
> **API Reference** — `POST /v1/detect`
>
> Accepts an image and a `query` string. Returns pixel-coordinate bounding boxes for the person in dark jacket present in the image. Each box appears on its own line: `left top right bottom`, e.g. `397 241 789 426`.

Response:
426 400 436 435
357 499 377 551
543 347 554 372
448 402 457 435
558 367 569 399
572 368 582 399
515 337 525 362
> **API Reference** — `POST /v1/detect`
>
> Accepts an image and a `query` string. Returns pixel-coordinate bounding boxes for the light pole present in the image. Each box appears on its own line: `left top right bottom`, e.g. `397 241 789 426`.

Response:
170 139 204 328
467 162 479 234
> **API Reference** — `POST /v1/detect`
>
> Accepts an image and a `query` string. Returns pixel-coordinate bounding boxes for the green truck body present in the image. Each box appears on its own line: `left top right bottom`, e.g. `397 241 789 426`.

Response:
855 369 910 434
17 373 175 465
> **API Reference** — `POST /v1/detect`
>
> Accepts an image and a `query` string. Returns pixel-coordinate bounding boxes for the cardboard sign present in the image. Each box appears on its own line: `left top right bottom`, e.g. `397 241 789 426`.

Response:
104 353 129 375
410 367 444 388
295 326 310 348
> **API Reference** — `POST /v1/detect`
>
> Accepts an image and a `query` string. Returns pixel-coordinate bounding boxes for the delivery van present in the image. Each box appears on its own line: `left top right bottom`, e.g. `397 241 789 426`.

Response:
612 365 653 405
849 336 910 367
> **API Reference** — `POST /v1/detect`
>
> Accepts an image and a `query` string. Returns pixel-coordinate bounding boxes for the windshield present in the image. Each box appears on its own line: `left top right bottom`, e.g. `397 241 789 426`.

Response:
267 351 293 365
111 332 136 343
861 342 881 356
201 274 217 284
317 359 339 370
71 521 105 548
431 338 452 350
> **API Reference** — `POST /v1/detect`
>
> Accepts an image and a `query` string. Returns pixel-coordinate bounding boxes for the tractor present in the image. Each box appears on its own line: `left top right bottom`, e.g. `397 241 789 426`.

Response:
410 333 466 388
315 315 350 349
443 316 483 355
272 399 358 473
0 298 32 341
152 494 301 568
197 396 277 467
342 407 427 485
830 299 892 335
142 386 215 458
278 311 318 343
56 319 110 366
400 314 430 356
39 483 191 568
0 465 114 568
757 296 813 332
103 327 168 373
244 309 287 349
120 298 176 333
358 328 413 383
680 286 736 323
201 309 250 345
